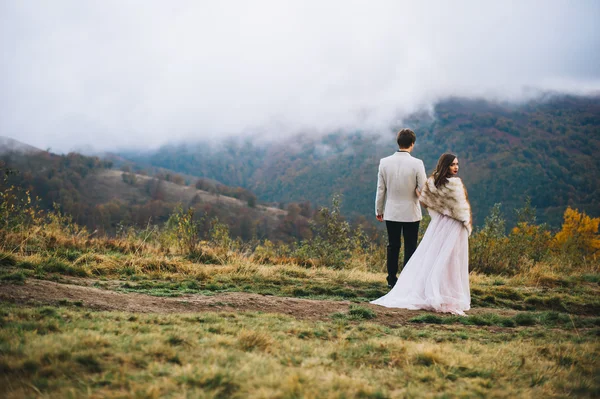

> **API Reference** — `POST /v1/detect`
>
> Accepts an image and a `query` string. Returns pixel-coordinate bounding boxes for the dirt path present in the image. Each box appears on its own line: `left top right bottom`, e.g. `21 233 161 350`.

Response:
0 278 518 327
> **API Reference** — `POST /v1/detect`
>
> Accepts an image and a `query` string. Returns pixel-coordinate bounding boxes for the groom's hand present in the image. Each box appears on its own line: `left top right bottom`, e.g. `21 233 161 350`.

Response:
376 214 384 222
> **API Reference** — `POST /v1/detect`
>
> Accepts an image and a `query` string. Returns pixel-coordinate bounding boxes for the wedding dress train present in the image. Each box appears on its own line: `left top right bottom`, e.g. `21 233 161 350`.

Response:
371 209 470 315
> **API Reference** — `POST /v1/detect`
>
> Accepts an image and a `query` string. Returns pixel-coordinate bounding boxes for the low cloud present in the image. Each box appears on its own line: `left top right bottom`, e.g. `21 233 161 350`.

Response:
1 0 599 152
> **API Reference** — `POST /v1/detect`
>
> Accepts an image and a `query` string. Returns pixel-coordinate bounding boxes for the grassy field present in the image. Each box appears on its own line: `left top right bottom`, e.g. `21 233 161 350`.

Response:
0 197 599 397
1 302 598 398
1 245 599 398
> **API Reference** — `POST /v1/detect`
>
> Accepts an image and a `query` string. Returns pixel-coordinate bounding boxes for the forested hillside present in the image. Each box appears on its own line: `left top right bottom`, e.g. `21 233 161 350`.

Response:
0 150 309 242
122 95 600 228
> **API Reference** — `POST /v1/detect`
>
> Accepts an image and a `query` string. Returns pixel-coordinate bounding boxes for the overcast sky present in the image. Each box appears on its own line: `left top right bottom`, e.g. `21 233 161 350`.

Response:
1 1 599 152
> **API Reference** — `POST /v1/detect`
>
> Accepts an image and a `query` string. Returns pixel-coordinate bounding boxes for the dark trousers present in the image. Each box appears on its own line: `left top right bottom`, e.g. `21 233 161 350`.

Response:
385 220 420 285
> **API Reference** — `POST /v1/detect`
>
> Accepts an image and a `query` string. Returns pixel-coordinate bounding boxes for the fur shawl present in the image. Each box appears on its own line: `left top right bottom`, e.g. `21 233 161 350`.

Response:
420 176 472 236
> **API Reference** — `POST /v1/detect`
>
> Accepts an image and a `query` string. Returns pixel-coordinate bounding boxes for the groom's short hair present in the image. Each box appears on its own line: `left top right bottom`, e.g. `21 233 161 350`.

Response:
397 128 416 149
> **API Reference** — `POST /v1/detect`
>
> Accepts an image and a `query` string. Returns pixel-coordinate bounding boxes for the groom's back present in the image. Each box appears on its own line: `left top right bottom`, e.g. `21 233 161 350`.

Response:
376 152 426 222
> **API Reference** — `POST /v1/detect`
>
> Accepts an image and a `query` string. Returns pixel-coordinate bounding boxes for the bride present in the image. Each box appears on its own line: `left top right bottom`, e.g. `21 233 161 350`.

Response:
371 153 472 316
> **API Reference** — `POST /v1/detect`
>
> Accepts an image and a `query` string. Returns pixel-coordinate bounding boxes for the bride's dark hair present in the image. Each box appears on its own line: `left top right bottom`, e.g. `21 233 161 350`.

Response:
432 153 457 188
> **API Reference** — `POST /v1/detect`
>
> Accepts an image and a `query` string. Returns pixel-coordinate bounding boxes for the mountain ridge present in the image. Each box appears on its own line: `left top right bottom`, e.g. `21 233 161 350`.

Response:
120 95 600 228
0 136 44 155
0 149 303 242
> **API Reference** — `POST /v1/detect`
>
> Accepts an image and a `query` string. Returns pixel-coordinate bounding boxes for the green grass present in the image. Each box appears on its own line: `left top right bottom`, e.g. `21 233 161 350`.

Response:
331 306 376 322
0 270 27 284
409 311 600 329
56 299 84 307
38 257 88 277
51 248 84 262
5 250 598 317
1 189 598 397
111 272 600 316
3 252 599 325
0 304 597 398
409 314 446 324
116 275 388 301
348 305 377 320
470 283 600 315
580 274 600 284
1 244 598 397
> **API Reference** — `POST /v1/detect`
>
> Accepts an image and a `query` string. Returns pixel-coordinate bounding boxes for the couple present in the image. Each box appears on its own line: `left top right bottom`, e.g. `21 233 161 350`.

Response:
371 129 472 316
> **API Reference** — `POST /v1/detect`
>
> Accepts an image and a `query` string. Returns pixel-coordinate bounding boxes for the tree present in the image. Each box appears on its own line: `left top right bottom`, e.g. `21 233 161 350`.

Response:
553 207 600 263
121 172 137 185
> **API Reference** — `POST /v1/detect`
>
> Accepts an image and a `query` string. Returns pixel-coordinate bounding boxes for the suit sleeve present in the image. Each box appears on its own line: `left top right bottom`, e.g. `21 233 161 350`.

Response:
375 161 386 216
416 160 427 191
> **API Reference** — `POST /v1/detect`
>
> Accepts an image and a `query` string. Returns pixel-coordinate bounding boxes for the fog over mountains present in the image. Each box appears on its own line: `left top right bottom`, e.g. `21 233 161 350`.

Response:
1 94 599 233
1 2 599 230
121 96 600 228
1 1 600 152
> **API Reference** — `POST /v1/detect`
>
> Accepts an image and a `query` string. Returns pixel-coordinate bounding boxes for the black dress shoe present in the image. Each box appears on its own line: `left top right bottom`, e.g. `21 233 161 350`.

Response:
387 281 396 289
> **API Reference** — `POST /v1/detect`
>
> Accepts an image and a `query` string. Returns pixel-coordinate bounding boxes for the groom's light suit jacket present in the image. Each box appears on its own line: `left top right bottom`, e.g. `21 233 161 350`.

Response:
376 151 427 222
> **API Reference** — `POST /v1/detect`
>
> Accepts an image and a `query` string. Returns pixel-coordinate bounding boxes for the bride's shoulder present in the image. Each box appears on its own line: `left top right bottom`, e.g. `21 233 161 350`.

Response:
447 177 465 187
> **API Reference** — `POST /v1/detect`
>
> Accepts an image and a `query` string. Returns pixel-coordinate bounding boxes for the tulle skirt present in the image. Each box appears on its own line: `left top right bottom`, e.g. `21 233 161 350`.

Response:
371 209 470 315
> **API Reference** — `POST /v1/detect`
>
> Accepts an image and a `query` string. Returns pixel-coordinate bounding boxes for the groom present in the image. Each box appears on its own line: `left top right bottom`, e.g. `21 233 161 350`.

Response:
376 128 427 288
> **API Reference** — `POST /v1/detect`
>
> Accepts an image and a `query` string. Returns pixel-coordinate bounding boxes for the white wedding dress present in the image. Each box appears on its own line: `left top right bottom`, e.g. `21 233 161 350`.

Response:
371 209 470 315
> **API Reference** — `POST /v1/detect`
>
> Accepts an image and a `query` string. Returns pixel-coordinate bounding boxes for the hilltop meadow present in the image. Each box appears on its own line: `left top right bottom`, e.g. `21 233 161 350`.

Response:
1 165 599 398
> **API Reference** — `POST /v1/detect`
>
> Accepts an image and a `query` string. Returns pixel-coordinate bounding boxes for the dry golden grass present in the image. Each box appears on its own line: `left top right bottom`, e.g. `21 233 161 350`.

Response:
2 223 599 321
1 221 599 398
0 305 597 398
2 178 599 397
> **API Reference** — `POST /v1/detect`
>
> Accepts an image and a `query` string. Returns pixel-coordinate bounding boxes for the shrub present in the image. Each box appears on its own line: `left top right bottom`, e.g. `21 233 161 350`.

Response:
470 200 554 275
553 207 600 266
294 194 355 269
209 217 236 257
121 172 137 185
470 204 511 274
252 239 278 264
165 206 202 255
508 198 552 267
0 165 41 232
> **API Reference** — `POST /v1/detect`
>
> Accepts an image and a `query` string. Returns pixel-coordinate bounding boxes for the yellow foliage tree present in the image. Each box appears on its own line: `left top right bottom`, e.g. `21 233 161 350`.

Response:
553 207 600 261
512 222 549 237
